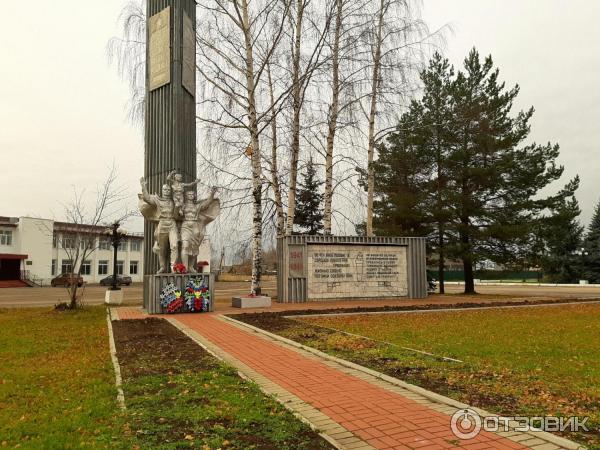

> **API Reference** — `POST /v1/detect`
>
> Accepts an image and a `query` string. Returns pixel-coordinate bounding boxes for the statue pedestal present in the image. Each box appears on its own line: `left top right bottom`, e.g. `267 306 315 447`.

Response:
105 289 123 305
145 273 214 314
231 296 272 309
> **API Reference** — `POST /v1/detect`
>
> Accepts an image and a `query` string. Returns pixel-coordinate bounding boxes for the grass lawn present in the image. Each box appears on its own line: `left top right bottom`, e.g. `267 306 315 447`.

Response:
0 306 125 448
236 303 600 449
113 318 330 449
0 307 331 449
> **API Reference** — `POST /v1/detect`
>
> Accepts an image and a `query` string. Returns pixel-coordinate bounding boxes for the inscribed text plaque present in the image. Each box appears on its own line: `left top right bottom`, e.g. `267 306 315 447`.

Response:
307 244 408 299
149 7 171 91
182 11 195 96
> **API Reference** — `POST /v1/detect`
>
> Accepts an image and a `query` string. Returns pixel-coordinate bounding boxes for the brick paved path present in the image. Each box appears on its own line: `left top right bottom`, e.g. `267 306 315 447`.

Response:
113 306 575 449
174 314 530 450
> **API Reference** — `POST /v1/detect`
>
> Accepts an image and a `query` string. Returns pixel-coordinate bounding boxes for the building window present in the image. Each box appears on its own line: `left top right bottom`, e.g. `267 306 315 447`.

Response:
98 260 108 275
62 235 76 249
80 237 95 250
129 261 138 275
52 234 58 248
61 259 73 274
52 259 57 276
0 230 12 246
118 239 127 252
99 238 111 250
117 260 124 275
81 260 91 275
130 240 141 252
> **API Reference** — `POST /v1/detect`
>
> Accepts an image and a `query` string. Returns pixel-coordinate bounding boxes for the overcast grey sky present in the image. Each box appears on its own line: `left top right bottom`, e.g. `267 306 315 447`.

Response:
1 1 599 229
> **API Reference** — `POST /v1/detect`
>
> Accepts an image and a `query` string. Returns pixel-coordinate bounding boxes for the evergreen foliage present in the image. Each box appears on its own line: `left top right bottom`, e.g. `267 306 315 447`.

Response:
293 157 324 235
373 49 579 293
531 180 584 283
582 200 600 282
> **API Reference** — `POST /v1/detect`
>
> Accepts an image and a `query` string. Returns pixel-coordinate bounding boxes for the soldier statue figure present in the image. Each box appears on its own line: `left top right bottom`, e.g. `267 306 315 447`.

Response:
181 187 220 272
139 172 219 274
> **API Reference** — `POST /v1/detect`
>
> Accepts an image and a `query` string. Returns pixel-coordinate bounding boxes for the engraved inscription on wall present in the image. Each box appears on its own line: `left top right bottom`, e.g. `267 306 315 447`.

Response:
288 245 305 278
149 7 171 91
182 11 195 96
307 244 408 299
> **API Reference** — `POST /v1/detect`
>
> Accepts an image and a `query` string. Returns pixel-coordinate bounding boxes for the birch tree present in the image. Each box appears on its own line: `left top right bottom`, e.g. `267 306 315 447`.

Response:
361 0 431 236
196 0 290 294
284 0 333 235
321 0 368 233
266 62 286 237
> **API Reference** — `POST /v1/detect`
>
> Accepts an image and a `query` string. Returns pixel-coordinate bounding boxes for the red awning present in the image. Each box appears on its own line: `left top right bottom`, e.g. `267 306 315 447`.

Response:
0 254 28 260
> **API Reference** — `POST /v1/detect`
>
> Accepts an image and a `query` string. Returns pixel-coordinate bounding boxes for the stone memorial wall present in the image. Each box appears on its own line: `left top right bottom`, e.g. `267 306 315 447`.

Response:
277 236 427 302
307 244 408 299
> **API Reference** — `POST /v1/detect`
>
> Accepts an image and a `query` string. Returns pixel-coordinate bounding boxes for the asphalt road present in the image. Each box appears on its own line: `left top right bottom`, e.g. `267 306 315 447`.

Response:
0 281 598 308
0 281 277 308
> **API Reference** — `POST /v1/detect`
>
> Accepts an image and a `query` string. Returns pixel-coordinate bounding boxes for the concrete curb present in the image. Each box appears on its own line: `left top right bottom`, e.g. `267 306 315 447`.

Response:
106 308 126 410
167 317 373 450
283 299 600 319
221 315 584 450
446 281 599 288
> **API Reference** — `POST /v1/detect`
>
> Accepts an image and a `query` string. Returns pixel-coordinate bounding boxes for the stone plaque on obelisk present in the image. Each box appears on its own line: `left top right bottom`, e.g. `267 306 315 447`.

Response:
143 0 197 310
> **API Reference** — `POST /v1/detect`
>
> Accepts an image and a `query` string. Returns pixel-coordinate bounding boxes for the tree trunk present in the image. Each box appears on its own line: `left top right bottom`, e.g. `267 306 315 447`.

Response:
241 0 263 295
69 283 78 309
438 225 445 294
463 255 475 294
285 1 305 236
267 63 285 237
323 0 342 235
460 215 475 294
366 0 385 237
436 132 446 294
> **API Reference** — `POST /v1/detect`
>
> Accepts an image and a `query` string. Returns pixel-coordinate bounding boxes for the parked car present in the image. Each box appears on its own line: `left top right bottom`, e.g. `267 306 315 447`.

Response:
99 275 132 286
51 273 84 287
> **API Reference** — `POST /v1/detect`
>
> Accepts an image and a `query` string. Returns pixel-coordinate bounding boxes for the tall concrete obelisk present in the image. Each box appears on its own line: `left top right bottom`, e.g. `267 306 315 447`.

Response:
143 0 197 309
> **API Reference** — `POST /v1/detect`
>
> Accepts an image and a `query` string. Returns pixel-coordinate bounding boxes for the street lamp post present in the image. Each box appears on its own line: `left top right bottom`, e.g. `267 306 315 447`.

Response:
108 222 124 291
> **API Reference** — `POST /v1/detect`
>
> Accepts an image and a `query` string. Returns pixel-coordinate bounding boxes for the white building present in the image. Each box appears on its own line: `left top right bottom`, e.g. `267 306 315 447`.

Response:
0 216 212 287
0 216 144 286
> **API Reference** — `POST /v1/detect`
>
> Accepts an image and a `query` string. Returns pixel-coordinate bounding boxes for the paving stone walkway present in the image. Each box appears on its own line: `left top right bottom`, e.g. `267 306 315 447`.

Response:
113 307 577 450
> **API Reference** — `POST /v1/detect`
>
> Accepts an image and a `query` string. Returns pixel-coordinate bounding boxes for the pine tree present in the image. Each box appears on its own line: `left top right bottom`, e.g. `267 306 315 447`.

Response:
444 49 575 293
582 199 600 282
293 157 324 235
372 54 455 292
372 112 431 237
373 48 578 294
533 183 584 283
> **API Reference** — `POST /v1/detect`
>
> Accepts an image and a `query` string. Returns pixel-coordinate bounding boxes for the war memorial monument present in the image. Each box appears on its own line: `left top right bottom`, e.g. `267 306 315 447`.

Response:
140 1 221 314
139 0 426 312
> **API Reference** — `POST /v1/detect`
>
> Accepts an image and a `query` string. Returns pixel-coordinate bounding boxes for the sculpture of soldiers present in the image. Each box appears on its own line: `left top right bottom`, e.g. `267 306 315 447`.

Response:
139 177 179 273
180 187 220 272
166 170 201 217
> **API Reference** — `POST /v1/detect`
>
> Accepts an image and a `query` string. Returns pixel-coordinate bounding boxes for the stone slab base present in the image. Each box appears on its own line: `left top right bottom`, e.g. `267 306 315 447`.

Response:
105 289 123 305
231 296 272 308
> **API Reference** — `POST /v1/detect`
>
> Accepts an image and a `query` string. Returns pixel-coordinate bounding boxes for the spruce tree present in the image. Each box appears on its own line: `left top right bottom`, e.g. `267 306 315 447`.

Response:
532 181 584 283
445 49 575 293
293 157 324 235
373 53 455 292
372 112 431 237
373 48 578 294
582 200 600 282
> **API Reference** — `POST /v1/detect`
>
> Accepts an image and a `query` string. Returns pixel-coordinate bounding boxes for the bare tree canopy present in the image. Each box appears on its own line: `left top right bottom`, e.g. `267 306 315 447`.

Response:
109 0 445 289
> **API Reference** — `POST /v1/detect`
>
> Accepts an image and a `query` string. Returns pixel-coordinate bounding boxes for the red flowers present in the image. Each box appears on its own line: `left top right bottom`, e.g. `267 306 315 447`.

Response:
173 263 187 274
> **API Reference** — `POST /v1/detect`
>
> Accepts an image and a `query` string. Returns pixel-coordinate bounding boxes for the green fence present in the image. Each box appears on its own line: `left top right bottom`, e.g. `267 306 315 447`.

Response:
428 270 541 282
